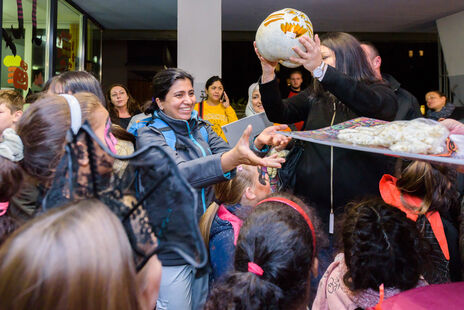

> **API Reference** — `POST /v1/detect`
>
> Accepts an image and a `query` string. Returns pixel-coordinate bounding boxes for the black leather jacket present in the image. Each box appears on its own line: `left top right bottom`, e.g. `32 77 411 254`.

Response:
260 66 398 230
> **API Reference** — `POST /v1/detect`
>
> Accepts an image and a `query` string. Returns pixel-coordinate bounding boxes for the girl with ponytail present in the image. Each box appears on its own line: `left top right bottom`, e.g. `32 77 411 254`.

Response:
199 164 271 282
205 193 320 310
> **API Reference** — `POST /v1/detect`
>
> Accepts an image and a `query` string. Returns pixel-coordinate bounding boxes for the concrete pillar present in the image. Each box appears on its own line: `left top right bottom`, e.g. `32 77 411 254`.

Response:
437 10 464 106
178 0 221 100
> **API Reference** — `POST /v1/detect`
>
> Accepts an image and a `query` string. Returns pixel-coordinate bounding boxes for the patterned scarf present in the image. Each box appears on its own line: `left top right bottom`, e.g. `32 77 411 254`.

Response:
426 102 455 120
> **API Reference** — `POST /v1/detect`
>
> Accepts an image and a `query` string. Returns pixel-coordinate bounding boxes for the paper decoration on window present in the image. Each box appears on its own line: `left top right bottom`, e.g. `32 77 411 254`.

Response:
13 60 29 90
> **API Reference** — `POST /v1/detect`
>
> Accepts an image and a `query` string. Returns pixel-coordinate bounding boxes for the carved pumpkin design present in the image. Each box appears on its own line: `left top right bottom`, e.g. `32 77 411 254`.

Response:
13 60 29 90
256 8 313 68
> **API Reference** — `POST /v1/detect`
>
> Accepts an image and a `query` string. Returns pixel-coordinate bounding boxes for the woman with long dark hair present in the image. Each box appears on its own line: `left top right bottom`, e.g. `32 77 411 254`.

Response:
256 32 398 235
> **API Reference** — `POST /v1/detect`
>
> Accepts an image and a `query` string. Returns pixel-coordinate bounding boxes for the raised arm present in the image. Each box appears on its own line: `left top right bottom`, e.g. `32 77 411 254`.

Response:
321 66 397 120
290 34 398 121
254 41 311 124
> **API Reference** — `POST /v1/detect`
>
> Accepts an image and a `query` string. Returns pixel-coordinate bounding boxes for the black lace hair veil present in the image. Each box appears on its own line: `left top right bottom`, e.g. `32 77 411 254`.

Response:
41 120 207 271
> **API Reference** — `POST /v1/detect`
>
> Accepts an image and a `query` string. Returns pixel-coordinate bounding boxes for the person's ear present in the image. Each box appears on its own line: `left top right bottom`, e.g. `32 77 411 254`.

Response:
373 55 382 70
155 97 163 111
12 110 23 123
76 141 89 167
311 257 319 277
244 186 256 201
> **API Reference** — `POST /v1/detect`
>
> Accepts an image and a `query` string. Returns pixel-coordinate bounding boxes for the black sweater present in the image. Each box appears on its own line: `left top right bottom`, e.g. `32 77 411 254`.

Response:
260 66 398 230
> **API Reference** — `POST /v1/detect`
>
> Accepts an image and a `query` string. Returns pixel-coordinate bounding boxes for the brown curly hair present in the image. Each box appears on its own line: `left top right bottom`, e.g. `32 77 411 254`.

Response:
105 84 140 124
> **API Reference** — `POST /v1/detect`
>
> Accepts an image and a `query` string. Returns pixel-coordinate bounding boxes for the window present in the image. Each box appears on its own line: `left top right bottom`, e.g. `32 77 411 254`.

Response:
55 0 82 75
86 19 102 80
1 0 48 93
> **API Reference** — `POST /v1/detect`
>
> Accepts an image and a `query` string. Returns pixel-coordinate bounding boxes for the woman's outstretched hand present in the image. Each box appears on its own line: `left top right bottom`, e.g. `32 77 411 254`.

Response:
290 34 323 73
254 124 292 151
221 125 285 172
254 41 278 84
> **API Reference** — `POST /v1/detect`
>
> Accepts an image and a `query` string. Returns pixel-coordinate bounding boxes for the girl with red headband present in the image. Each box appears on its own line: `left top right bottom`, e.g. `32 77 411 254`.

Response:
205 193 321 310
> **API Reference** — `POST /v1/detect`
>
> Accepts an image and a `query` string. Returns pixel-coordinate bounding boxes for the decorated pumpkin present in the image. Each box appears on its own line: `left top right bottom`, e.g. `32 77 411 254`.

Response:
255 8 313 68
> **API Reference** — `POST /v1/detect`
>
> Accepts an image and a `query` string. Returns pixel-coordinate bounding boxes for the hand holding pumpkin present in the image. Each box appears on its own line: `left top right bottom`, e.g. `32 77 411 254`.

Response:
290 34 323 73
254 41 278 83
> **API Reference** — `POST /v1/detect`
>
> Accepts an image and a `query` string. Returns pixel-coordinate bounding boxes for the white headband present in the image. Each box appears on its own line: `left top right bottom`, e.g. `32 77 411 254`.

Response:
60 94 82 135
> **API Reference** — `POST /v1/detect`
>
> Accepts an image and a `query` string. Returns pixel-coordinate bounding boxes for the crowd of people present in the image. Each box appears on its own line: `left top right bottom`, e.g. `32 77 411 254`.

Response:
0 31 463 310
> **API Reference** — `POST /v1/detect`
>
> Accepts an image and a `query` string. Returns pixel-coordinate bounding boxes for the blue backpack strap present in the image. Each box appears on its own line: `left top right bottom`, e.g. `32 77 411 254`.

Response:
128 116 153 137
199 126 208 144
149 118 177 151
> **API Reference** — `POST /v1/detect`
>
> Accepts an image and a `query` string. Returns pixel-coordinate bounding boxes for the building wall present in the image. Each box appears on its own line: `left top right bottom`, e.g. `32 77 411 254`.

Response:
437 10 464 105
101 39 127 92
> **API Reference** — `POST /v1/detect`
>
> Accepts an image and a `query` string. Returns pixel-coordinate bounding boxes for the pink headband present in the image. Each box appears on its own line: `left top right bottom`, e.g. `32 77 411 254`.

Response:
248 262 264 276
257 197 317 260
0 201 9 216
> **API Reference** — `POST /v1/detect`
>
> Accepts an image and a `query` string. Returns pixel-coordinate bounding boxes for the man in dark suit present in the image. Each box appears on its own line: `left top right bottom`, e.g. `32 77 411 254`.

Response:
361 42 422 120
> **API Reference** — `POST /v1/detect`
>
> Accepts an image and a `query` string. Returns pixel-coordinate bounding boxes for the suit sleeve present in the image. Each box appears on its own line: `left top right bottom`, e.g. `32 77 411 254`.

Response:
260 77 312 124
321 65 398 121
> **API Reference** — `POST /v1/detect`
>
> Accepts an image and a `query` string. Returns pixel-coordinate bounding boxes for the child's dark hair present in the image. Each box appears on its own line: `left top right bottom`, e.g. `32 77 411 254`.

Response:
0 158 23 203
0 159 21 243
51 71 106 107
0 215 18 246
205 193 321 310
427 90 446 99
342 199 425 291
0 129 23 244
145 68 194 115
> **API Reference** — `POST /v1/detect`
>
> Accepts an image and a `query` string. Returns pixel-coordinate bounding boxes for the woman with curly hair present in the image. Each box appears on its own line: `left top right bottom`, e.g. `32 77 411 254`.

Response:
106 84 141 129
313 199 428 310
